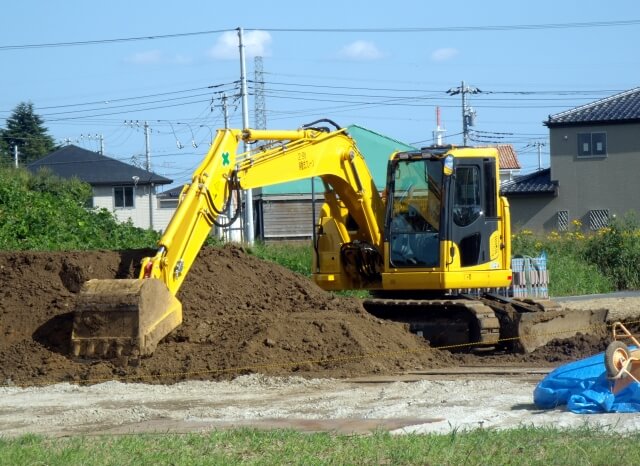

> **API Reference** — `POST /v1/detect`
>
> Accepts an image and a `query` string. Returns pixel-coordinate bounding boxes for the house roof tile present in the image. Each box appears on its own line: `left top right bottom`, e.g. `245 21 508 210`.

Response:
545 87 640 127
495 144 521 170
157 185 184 198
500 168 557 196
28 145 172 185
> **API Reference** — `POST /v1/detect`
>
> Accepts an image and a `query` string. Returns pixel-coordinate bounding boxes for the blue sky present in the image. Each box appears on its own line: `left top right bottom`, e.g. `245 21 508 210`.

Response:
1 0 638 187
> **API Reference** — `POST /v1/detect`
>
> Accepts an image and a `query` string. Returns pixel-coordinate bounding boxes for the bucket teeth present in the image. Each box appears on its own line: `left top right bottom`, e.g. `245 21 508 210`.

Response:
70 278 183 359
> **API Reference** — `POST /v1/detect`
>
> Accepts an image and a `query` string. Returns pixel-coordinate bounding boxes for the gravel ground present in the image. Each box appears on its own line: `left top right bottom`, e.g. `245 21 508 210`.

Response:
2 372 640 438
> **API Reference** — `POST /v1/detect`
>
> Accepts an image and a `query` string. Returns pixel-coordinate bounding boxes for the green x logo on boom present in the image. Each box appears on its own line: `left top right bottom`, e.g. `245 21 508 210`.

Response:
221 151 230 166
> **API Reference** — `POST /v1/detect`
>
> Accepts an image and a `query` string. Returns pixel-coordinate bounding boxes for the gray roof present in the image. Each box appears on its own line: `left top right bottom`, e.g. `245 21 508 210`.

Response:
157 185 185 198
500 168 558 196
28 145 172 186
545 87 640 127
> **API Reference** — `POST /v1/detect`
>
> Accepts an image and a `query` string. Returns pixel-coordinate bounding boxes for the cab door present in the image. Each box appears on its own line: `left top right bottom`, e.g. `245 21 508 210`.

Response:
448 157 499 268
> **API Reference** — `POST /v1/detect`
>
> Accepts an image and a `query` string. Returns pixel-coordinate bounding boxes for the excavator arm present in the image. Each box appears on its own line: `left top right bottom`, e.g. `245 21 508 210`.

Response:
143 125 385 295
71 123 385 358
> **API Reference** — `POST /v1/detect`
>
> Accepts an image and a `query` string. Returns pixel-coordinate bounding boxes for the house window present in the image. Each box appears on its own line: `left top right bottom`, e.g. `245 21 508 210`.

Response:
114 186 134 208
158 198 179 209
589 209 609 230
577 132 607 157
557 210 569 231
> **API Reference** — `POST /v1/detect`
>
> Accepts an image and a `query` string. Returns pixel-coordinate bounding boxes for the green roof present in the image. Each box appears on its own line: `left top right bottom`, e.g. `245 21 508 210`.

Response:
261 125 416 195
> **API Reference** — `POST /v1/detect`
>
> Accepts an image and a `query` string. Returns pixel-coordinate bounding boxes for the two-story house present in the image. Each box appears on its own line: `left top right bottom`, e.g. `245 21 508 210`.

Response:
502 87 640 232
496 144 522 183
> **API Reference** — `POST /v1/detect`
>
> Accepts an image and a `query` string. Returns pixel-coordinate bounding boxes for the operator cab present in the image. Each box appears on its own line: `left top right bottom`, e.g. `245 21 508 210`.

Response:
385 147 500 271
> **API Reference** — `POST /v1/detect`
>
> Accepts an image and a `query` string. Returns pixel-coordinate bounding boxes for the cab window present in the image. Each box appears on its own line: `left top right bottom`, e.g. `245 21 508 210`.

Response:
453 166 481 227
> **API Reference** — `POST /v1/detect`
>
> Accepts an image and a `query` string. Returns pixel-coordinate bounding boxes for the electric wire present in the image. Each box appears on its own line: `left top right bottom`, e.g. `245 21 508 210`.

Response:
1 19 638 51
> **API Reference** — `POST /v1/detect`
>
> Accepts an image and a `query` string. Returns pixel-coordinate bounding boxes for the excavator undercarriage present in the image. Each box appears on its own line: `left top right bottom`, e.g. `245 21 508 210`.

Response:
363 294 608 353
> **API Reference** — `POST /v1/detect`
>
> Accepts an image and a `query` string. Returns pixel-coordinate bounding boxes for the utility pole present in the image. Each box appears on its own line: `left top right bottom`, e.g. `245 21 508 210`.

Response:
528 141 546 171
238 27 254 245
220 91 235 240
144 121 151 171
447 81 481 146
143 121 154 230
222 93 229 129
86 133 105 154
80 133 104 154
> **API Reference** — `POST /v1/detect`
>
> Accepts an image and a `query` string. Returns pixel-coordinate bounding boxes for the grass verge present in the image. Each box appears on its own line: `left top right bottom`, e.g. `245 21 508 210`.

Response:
2 426 639 466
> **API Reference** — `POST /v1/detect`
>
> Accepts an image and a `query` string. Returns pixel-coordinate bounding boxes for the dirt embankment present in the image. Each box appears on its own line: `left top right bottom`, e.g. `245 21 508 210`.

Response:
0 246 630 387
0 246 453 386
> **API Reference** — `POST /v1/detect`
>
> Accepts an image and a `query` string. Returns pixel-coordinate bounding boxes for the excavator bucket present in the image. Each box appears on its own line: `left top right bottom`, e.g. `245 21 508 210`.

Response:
71 278 182 359
514 304 608 353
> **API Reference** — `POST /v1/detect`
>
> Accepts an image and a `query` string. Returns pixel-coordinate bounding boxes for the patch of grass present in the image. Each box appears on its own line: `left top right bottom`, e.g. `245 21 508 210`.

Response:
247 241 313 277
2 426 640 465
247 241 370 298
513 229 592 296
584 214 640 290
548 253 614 296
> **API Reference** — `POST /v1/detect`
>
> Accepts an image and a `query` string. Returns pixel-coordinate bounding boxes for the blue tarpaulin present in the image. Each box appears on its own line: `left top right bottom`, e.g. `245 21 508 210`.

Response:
534 351 640 413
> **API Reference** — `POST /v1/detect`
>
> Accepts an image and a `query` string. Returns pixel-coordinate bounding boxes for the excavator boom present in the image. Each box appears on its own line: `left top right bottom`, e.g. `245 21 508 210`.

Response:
71 121 385 358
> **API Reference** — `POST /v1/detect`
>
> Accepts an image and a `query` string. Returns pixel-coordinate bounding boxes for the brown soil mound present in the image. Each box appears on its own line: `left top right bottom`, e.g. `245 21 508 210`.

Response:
0 246 454 386
1 246 622 387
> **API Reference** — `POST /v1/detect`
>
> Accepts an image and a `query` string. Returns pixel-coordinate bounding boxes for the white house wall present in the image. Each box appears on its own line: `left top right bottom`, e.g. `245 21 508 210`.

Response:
154 202 176 232
92 185 173 231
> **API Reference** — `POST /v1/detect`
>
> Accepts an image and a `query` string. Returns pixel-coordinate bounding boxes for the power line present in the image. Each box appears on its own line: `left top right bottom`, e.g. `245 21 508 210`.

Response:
38 92 218 117
0 28 234 51
1 20 638 51
250 83 613 105
33 83 237 111
257 78 623 97
258 20 640 33
43 98 219 121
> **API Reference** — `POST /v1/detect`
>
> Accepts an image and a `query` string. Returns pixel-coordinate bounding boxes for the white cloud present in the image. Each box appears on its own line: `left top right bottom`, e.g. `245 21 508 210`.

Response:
338 40 383 60
172 54 192 65
126 50 163 65
209 30 272 60
125 50 193 65
431 47 459 62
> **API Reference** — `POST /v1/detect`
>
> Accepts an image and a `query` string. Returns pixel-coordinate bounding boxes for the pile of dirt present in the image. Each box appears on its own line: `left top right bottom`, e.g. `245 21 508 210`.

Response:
0 246 455 386
1 246 626 387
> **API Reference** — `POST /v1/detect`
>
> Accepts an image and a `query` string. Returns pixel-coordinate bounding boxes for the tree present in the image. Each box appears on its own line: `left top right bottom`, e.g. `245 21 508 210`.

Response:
0 135 9 168
1 102 56 165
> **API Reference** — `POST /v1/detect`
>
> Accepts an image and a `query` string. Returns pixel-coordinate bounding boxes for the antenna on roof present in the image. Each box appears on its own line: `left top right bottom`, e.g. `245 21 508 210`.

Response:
432 107 447 146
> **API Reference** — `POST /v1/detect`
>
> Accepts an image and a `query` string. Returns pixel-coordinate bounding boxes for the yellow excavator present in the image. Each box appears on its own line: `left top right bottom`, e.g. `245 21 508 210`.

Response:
71 120 607 359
